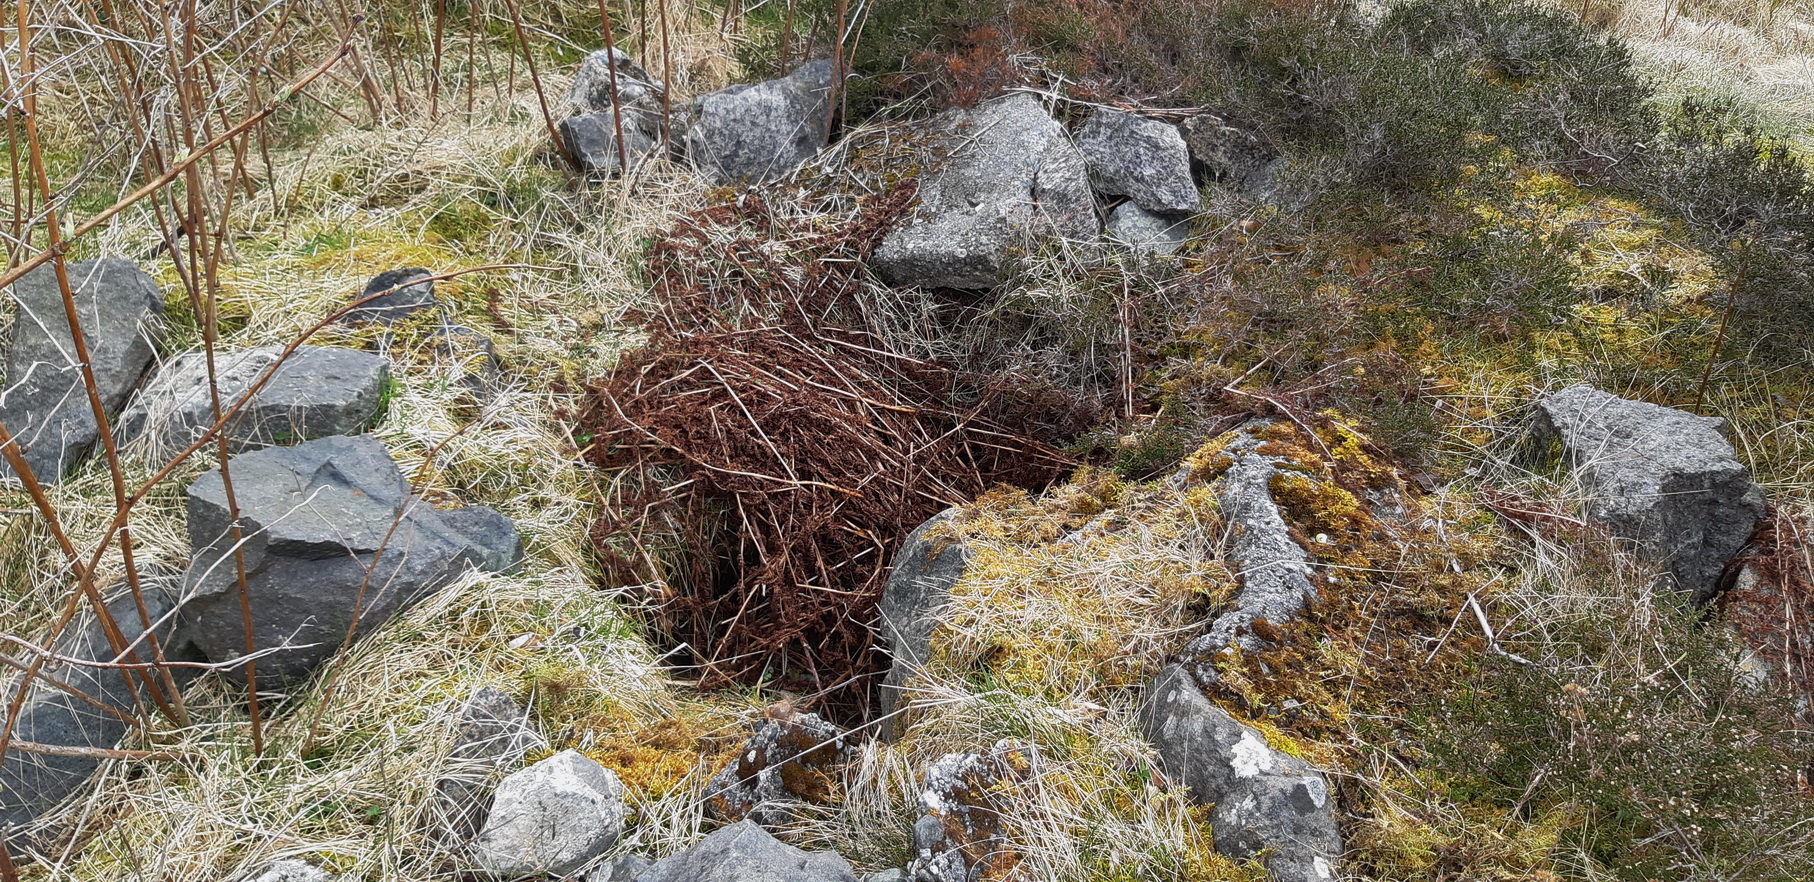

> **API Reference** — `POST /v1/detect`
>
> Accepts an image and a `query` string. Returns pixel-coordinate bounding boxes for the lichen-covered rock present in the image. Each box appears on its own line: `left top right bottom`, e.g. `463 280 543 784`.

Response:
1077 108 1200 214
117 344 389 463
683 60 835 185
343 268 437 324
632 820 858 882
1140 665 1342 882
1 581 194 831
706 709 854 826
178 435 521 693
1178 115 1276 188
872 94 1100 290
1178 426 1317 679
247 860 338 882
468 749 627 878
875 509 968 733
564 47 665 127
905 741 1037 882
1531 384 1766 602
1106 203 1190 255
1 257 165 482
429 686 547 841
587 854 655 882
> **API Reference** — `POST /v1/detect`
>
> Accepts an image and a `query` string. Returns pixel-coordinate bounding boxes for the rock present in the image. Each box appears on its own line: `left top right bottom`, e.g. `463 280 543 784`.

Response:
1077 108 1199 214
178 435 521 693
429 686 547 841
706 709 854 825
0 257 165 482
560 112 661 177
565 47 665 128
875 509 968 734
1106 203 1190 255
1140 665 1342 882
344 268 437 324
632 820 858 882
117 344 389 463
247 860 338 882
588 854 655 882
1531 384 1766 603
1179 427 1317 679
2 580 195 832
872 94 1099 290
905 741 1037 882
683 60 835 185
865 871 905 882
468 749 627 878
1179 115 1277 188
436 505 525 573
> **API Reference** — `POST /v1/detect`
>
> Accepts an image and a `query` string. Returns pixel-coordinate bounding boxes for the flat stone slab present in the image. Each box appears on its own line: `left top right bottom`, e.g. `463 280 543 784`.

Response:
872 94 1100 290
117 344 389 463
1106 203 1190 255
179 435 521 693
684 60 835 185
342 268 437 325
0 258 165 482
1532 384 1766 602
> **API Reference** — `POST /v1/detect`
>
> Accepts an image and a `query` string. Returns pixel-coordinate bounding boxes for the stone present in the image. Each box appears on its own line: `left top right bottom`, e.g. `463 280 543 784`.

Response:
565 47 665 129
0 257 165 481
705 709 854 826
632 820 858 882
1178 426 1317 679
875 509 968 734
247 860 338 882
116 344 389 463
429 686 547 841
588 854 655 882
872 94 1099 290
1 580 195 832
560 112 661 177
1179 115 1277 188
344 268 437 324
1531 384 1766 602
865 871 905 882
1077 108 1200 214
683 60 836 185
1140 665 1342 882
905 741 1037 882
1106 203 1190 256
468 749 626 878
177 435 521 694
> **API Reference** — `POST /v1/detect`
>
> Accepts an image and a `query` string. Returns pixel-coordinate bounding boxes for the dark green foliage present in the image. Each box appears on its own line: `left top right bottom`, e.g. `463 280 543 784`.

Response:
1413 589 1814 879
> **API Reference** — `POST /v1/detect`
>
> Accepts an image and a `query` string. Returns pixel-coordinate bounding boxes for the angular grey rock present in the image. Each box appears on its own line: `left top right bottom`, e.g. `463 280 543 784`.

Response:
178 435 521 693
430 686 547 841
1 581 193 832
344 268 437 324
560 112 661 177
0 257 165 482
437 505 525 574
247 860 338 882
1106 203 1190 256
865 871 906 882
468 749 626 878
1179 115 1277 188
706 710 854 825
632 820 858 882
565 47 665 128
872 94 1099 290
1077 108 1200 214
1140 665 1342 882
1179 427 1317 679
683 60 835 185
905 741 1036 882
875 509 968 734
1532 384 1766 603
117 344 389 463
